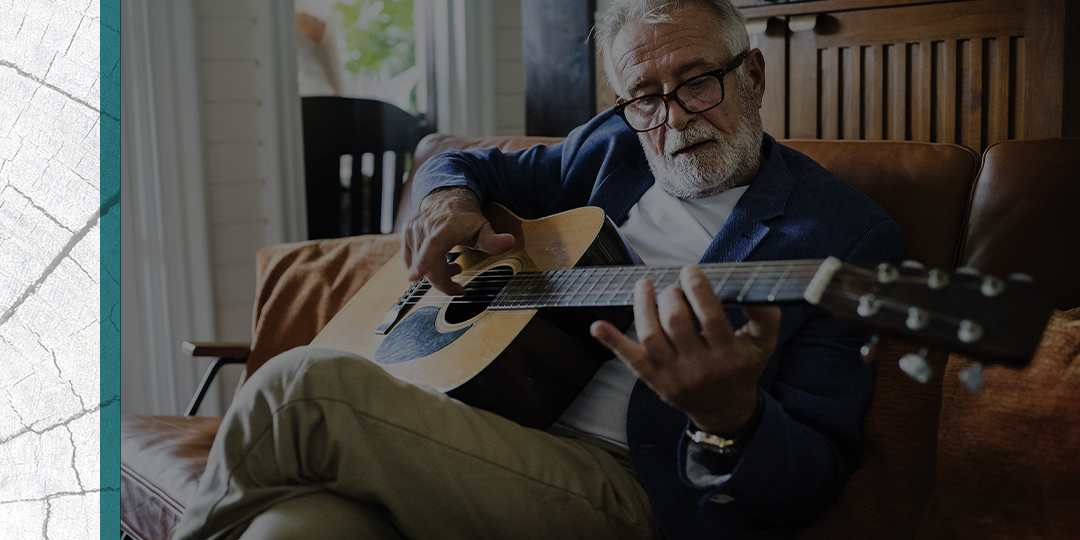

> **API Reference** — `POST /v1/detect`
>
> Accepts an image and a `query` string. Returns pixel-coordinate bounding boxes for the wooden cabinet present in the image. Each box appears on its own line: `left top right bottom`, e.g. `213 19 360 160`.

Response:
738 0 1078 153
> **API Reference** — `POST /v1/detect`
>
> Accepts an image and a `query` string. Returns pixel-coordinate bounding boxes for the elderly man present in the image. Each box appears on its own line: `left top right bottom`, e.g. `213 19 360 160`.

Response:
175 0 902 539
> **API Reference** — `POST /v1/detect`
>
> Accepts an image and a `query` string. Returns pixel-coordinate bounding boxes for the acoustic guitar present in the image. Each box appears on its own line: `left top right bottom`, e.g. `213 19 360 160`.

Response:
310 204 1054 429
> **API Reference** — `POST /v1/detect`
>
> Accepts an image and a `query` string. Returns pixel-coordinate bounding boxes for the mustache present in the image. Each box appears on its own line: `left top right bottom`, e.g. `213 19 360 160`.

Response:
665 124 723 155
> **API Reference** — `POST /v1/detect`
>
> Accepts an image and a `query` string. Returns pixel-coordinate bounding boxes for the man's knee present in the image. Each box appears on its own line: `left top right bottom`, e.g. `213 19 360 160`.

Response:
238 492 404 540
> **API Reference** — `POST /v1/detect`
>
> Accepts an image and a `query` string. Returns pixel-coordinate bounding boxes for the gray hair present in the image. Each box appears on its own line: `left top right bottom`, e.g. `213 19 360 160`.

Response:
594 0 750 95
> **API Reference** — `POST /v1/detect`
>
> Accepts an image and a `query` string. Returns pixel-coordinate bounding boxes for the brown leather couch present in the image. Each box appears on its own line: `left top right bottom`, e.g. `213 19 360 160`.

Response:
120 136 1080 540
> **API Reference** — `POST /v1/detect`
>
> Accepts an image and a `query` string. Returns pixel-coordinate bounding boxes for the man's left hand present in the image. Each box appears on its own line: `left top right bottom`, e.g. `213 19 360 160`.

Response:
591 266 781 435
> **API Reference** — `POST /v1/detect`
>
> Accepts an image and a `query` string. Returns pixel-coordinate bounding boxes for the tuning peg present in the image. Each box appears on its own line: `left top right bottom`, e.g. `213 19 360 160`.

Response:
906 307 929 330
1008 272 1034 282
959 361 984 393
877 263 900 283
857 294 880 317
926 269 950 290
900 260 925 270
958 319 984 343
980 275 1006 297
899 347 932 383
860 335 880 363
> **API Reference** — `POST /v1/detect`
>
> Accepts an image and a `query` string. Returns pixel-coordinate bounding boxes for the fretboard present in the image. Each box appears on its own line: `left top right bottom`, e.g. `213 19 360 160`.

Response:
489 259 831 310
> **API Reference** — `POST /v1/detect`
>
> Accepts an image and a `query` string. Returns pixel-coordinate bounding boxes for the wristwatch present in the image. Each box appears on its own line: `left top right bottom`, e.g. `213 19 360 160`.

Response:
686 391 765 456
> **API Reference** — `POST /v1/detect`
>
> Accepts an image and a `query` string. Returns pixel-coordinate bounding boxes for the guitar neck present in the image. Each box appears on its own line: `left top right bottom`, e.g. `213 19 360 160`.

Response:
490 258 836 310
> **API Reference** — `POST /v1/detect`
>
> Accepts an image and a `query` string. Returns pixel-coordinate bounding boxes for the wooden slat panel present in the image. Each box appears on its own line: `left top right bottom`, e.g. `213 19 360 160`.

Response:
842 46 861 139
753 18 788 138
763 0 1070 153
943 39 958 144
885 43 907 141
808 0 1024 47
865 44 883 140
788 29 818 139
821 47 839 139
911 41 932 141
1012 36 1025 139
987 36 1011 146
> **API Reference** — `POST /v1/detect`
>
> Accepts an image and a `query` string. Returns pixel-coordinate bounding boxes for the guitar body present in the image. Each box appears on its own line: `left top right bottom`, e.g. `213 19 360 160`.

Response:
310 204 636 428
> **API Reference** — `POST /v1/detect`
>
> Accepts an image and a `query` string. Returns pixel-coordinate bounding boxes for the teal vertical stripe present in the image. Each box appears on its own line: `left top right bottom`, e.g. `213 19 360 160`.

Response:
101 0 121 536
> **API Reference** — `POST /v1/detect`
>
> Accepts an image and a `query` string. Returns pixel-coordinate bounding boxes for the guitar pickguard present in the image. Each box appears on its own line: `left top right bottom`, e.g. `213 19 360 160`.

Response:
373 306 469 365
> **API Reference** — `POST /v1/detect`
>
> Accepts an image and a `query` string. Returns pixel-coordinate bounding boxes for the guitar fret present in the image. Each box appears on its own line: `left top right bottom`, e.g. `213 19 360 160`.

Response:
592 268 617 306
607 268 634 306
736 265 762 302
575 268 598 306
549 269 573 307
767 263 795 302
562 269 587 307
711 264 737 300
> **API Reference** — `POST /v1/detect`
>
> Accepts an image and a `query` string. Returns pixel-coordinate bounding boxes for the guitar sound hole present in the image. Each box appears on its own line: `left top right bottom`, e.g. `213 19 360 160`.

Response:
444 265 514 324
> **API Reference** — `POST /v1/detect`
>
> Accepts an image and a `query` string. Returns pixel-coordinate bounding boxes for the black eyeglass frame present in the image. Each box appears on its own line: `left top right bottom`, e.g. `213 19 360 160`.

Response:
613 51 749 133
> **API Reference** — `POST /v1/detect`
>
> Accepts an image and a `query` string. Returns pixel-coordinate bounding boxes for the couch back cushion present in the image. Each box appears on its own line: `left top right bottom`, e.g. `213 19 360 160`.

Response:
783 140 979 269
959 138 1080 310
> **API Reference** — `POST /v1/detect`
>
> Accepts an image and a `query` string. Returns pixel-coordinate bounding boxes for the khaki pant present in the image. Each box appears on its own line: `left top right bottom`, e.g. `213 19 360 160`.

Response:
173 346 660 540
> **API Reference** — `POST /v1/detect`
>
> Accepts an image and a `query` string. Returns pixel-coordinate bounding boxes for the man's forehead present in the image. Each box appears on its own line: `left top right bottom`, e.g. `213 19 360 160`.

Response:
610 7 730 93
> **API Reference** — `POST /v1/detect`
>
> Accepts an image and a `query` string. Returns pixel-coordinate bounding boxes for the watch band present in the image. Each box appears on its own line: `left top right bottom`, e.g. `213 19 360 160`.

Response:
686 390 765 456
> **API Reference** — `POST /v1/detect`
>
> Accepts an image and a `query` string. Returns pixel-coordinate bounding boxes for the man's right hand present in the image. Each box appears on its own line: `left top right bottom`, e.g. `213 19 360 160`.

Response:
401 188 517 296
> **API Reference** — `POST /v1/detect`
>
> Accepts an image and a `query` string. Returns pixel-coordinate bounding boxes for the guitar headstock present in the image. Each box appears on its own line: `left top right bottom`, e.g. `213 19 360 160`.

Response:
814 259 1055 368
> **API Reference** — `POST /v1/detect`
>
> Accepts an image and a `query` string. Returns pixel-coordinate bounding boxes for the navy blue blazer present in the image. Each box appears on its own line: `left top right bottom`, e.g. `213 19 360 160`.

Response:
413 109 903 539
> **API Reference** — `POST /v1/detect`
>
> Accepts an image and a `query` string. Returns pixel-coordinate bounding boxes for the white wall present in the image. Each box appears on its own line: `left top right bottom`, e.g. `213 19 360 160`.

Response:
493 0 525 135
195 0 269 344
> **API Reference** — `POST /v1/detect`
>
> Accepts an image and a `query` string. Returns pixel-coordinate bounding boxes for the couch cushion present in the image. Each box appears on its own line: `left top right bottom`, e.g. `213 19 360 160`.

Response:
248 234 401 376
120 414 222 540
917 307 1080 540
959 138 1080 310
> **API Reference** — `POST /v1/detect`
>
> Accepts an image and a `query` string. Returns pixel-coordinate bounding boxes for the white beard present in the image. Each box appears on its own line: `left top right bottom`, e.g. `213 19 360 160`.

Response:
640 81 763 199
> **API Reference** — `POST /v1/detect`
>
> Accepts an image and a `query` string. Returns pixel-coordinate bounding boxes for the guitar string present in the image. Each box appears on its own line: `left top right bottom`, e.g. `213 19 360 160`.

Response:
393 264 826 308
407 263 825 295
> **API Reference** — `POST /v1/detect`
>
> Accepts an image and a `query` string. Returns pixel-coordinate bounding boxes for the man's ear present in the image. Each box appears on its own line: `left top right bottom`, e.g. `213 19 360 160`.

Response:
745 48 766 109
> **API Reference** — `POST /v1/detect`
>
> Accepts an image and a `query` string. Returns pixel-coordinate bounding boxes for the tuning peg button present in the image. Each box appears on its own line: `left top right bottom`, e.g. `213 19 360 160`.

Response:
899 347 932 383
958 320 984 343
1008 272 1035 282
857 294 880 317
860 335 880 363
901 260 925 270
877 263 900 283
981 276 1006 297
906 307 929 330
959 361 984 393
927 269 950 290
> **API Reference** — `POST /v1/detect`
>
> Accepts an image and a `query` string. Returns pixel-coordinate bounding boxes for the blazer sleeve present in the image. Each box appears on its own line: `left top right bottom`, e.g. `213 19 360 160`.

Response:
409 110 632 219
676 216 903 527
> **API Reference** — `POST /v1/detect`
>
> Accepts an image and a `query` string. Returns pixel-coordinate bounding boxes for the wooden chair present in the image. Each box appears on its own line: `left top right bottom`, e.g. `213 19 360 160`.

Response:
301 97 431 239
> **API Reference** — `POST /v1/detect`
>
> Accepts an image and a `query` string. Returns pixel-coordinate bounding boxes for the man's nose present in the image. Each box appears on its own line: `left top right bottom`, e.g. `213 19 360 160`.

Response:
664 97 694 131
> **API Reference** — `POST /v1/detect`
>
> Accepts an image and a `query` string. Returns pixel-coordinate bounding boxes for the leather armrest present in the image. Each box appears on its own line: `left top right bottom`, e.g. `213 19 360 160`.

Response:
181 341 251 359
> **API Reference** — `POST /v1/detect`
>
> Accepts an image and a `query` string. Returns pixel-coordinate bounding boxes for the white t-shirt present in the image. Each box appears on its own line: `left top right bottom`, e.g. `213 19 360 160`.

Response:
552 183 749 449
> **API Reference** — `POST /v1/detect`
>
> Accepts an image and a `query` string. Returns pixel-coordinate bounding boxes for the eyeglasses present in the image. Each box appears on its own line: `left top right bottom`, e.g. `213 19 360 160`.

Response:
613 51 748 133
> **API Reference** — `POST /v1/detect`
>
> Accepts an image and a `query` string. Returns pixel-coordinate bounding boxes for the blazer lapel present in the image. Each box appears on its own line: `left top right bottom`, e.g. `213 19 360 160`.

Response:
700 136 793 264
588 153 654 224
